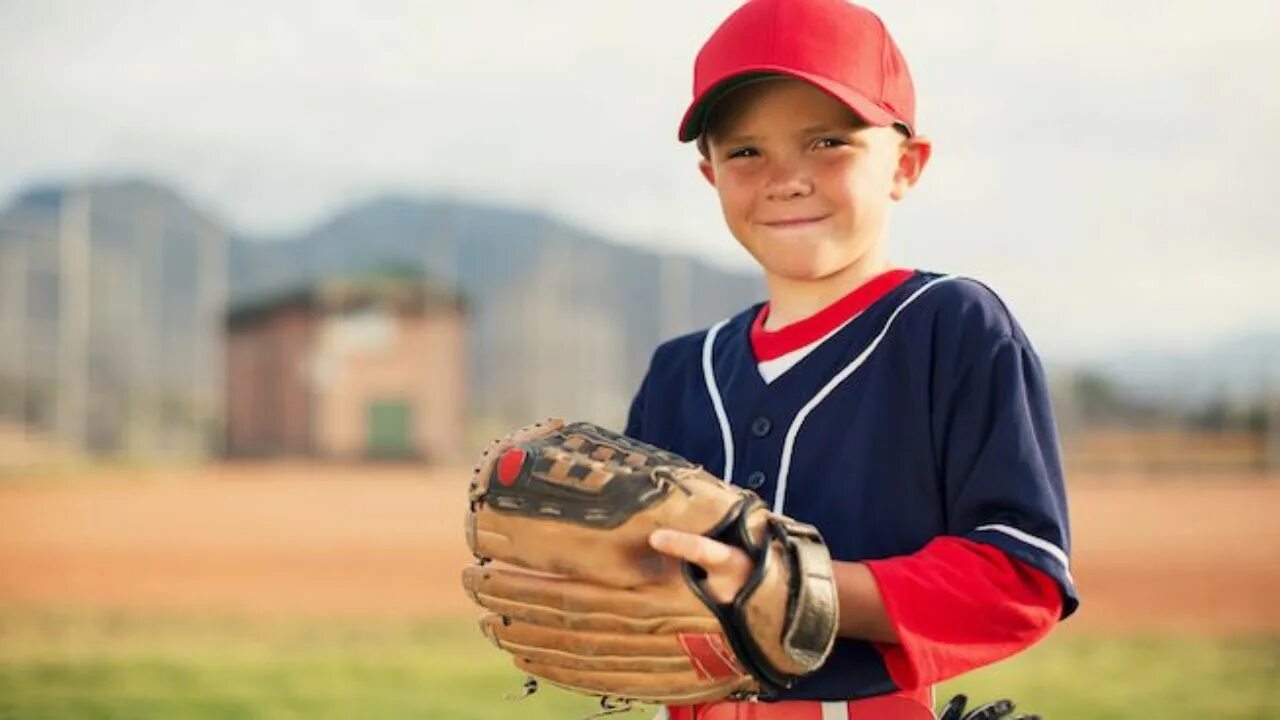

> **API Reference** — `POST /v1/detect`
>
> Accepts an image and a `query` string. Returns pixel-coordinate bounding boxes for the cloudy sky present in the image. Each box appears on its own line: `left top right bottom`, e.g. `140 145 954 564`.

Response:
2 0 1277 362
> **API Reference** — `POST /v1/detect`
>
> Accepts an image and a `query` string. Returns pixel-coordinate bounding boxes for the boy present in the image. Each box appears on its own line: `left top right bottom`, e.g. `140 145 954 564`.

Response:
629 0 1079 717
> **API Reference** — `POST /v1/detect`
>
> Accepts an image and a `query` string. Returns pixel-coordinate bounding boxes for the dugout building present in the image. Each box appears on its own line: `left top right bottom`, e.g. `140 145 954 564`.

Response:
225 272 466 462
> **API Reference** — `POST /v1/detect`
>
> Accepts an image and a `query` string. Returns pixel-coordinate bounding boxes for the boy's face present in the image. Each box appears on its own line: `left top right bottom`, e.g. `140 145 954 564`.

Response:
699 78 929 285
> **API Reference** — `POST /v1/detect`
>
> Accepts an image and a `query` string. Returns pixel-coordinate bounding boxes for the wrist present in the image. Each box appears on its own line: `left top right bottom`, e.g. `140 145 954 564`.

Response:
833 560 899 643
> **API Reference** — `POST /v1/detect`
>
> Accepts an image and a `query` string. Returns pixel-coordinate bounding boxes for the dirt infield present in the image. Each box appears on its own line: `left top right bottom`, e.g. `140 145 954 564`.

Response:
1 464 1277 634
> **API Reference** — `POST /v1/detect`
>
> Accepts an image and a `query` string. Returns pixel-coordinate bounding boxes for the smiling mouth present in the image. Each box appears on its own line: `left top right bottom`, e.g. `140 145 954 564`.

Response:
760 215 830 228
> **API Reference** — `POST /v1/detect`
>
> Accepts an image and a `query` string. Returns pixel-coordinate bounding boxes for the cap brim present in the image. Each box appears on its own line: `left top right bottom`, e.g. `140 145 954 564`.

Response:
677 66 903 143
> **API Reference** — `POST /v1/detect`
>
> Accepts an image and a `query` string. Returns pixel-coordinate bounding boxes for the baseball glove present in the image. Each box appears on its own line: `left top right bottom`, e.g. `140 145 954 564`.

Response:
461 419 839 705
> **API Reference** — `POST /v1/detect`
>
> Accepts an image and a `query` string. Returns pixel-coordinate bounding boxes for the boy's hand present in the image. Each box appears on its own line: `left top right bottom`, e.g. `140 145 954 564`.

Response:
649 528 754 603
464 419 840 702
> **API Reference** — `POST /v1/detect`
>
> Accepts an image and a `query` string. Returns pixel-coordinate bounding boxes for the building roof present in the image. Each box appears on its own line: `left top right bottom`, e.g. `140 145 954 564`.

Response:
227 267 464 327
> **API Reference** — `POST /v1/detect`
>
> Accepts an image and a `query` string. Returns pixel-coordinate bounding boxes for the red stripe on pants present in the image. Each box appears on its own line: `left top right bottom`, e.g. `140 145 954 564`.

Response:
665 687 933 719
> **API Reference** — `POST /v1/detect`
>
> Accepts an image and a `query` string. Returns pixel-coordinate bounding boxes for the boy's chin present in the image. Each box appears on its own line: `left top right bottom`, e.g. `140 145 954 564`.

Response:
747 236 868 284
754 247 861 284
761 260 853 284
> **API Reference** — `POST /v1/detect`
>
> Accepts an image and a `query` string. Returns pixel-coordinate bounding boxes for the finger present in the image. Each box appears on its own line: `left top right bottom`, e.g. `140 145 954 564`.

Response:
480 615 697 672
649 529 740 571
650 529 755 603
515 656 749 704
461 564 717 632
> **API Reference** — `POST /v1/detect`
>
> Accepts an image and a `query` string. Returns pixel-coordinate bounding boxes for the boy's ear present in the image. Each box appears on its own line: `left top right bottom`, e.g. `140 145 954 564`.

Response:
890 135 932 201
698 158 717 187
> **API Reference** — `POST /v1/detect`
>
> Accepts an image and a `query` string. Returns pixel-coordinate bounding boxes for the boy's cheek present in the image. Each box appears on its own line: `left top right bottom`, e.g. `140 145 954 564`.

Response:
714 164 756 190
716 185 756 217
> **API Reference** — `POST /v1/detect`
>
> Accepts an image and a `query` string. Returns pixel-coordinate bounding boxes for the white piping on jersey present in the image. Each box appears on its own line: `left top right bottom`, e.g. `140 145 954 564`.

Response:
702 277 1073 582
650 708 669 720
702 319 735 485
976 523 1074 582
820 701 847 719
772 275 959 514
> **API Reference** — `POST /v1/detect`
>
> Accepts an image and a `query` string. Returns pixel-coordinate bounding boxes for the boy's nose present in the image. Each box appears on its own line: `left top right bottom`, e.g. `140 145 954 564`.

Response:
764 163 814 200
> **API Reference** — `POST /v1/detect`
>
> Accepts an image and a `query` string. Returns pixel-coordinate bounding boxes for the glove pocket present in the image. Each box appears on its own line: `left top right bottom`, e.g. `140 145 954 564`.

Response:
462 564 719 633
513 655 754 704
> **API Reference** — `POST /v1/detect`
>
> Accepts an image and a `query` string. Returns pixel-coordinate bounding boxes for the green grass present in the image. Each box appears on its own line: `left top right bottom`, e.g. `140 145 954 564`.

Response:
937 632 1278 720
0 609 1276 719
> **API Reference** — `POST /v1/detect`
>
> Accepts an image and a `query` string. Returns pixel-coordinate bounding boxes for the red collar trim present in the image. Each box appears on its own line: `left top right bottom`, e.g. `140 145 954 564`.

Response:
750 269 916 362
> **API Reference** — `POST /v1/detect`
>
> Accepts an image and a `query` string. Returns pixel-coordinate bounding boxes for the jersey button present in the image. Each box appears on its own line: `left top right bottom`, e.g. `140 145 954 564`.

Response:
745 471 767 490
750 417 772 437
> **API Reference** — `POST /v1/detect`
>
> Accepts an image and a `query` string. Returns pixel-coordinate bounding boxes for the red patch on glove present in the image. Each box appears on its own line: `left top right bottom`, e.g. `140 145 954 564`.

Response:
677 633 744 681
496 449 527 486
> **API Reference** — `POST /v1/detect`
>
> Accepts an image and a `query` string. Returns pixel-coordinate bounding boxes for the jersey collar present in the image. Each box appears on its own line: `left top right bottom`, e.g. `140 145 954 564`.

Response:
750 268 917 362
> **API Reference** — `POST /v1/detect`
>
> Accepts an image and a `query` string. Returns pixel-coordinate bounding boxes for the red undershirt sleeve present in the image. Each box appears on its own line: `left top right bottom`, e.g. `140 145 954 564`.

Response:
863 535 1064 689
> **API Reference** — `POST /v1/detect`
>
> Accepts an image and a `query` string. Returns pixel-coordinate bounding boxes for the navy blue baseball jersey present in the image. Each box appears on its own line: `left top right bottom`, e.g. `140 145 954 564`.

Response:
625 270 1079 702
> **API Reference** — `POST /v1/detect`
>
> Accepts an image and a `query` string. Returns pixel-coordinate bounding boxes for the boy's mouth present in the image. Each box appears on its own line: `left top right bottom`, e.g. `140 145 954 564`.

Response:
759 214 831 229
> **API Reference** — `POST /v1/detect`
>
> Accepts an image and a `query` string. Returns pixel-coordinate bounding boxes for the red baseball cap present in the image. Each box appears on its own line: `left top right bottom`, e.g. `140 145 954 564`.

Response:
678 0 916 143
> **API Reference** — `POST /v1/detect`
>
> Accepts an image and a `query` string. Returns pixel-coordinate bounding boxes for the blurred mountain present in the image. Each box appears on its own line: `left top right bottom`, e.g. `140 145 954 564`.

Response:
1083 331 1280 408
10 179 1273 445
229 195 765 429
2 181 763 438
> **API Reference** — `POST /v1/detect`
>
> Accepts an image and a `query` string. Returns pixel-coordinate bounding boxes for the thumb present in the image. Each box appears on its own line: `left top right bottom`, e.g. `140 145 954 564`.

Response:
650 528 753 603
649 529 741 571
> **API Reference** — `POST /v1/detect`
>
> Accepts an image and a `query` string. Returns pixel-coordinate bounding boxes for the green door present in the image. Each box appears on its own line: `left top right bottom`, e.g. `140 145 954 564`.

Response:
366 400 413 458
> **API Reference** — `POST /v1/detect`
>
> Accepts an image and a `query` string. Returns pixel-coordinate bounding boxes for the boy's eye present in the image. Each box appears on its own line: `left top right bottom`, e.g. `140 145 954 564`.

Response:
725 146 759 160
813 136 849 149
